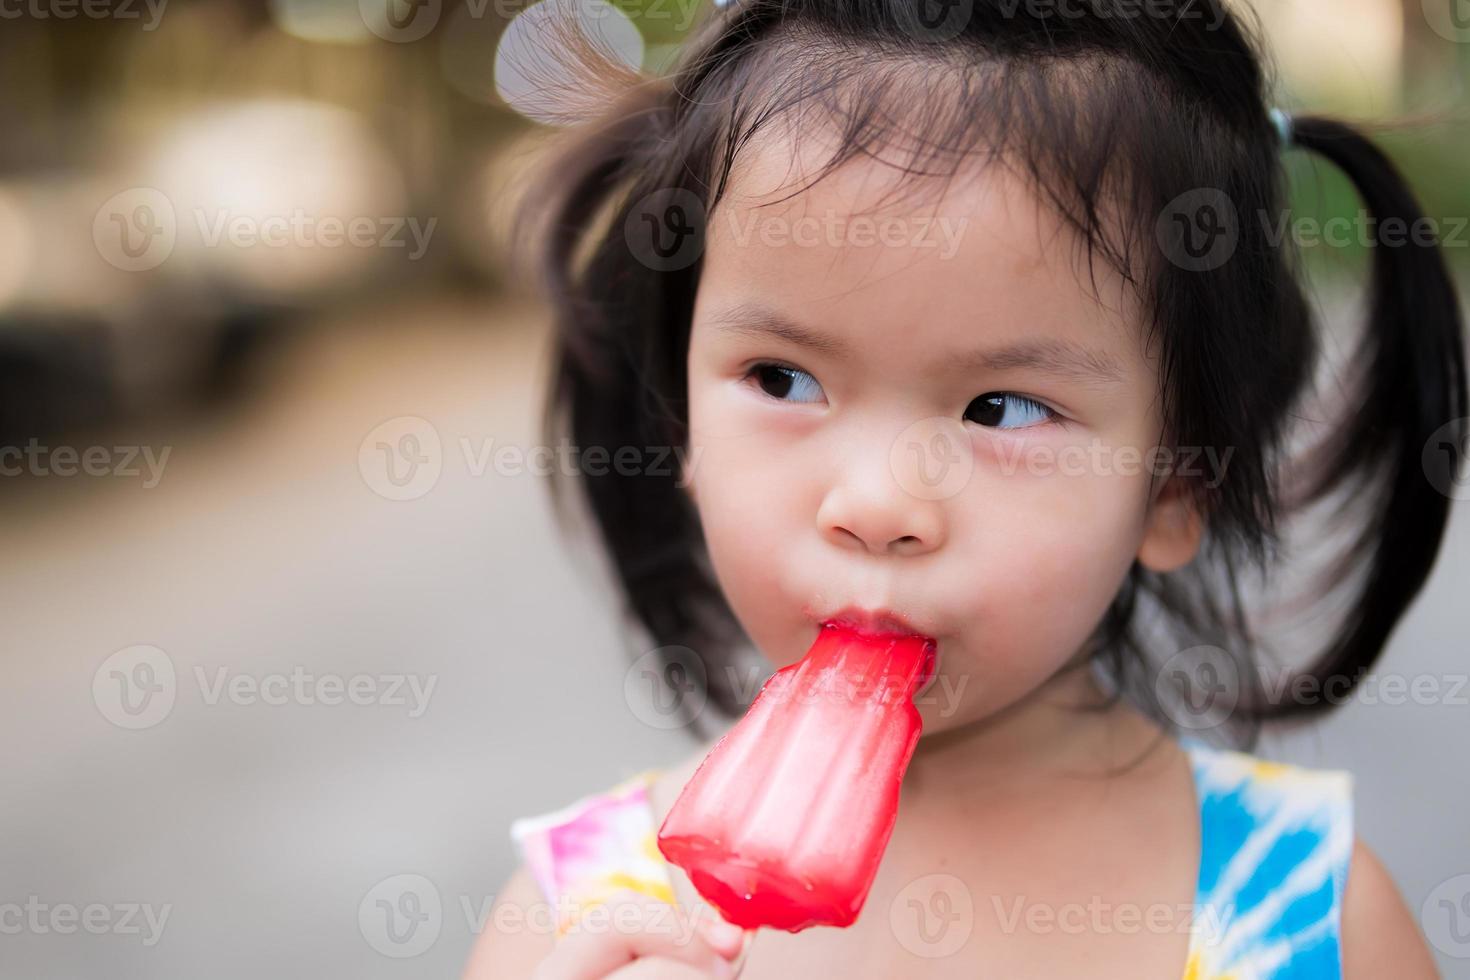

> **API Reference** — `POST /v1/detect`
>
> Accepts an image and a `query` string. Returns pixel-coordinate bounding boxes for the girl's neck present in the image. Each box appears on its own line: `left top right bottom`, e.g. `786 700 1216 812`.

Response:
904 660 1168 806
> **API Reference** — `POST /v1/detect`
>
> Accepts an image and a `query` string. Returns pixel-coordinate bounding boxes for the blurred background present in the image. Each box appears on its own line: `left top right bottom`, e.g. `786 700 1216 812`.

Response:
1 0 1467 977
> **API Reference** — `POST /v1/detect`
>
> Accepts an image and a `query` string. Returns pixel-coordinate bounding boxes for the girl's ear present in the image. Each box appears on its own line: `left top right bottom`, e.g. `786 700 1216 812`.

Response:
1136 476 1204 573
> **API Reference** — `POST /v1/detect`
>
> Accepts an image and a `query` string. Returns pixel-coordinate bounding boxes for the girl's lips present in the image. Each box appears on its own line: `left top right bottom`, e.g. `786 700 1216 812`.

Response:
818 605 932 639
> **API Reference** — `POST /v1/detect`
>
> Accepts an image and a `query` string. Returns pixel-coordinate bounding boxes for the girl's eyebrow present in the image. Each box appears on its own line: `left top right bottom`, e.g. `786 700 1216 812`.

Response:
710 303 847 357
707 303 1125 388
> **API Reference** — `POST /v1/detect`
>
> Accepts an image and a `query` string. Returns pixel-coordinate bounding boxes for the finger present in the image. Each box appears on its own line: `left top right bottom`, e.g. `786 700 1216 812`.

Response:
606 957 729 980
692 914 748 960
533 890 731 980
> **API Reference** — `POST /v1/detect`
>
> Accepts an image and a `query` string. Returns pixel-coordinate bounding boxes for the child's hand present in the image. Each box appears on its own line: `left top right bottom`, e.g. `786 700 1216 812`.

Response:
531 890 747 980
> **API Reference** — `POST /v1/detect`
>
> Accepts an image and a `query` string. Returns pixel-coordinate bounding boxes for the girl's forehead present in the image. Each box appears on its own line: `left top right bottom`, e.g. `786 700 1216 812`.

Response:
705 130 1146 363
721 120 966 214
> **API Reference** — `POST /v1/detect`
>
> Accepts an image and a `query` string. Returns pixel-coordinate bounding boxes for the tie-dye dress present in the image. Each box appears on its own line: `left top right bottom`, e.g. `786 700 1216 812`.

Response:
509 735 1354 978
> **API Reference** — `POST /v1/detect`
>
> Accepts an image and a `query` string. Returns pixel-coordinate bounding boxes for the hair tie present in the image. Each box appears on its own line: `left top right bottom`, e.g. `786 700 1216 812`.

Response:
1269 107 1294 148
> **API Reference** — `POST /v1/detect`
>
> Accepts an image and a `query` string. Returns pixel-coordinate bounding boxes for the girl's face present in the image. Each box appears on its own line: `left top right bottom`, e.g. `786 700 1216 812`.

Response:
684 134 1202 736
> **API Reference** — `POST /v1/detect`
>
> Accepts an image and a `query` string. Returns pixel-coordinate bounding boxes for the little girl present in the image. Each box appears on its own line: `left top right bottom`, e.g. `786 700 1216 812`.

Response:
467 1 1466 977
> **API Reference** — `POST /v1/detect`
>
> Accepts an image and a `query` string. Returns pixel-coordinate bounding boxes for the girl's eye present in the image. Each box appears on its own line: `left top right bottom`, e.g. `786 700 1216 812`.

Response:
963 393 1058 429
748 363 825 404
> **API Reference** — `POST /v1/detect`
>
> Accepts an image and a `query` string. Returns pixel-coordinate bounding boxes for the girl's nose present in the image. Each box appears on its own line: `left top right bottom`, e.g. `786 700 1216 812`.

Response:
816 478 947 557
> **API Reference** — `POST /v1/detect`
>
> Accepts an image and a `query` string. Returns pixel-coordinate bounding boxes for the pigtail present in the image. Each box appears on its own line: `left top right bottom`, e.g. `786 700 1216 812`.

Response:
518 70 753 734
1248 116 1468 721
517 1 823 734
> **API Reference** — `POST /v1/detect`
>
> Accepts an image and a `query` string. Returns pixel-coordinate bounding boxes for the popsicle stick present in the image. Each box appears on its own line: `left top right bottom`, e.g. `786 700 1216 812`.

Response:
728 929 755 978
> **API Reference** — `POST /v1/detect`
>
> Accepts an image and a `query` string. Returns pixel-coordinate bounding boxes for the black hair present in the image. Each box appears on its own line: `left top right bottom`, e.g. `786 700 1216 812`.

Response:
518 0 1467 748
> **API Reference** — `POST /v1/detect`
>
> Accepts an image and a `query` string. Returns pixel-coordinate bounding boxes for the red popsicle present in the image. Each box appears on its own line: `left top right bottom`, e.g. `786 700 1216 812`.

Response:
656 622 936 932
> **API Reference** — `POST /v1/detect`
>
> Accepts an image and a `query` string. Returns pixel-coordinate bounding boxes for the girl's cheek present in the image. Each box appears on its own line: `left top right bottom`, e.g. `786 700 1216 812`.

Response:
933 457 1149 675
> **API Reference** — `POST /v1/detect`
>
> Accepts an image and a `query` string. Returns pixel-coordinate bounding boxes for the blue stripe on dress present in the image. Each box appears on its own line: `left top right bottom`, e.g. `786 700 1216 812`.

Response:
1179 736 1354 979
